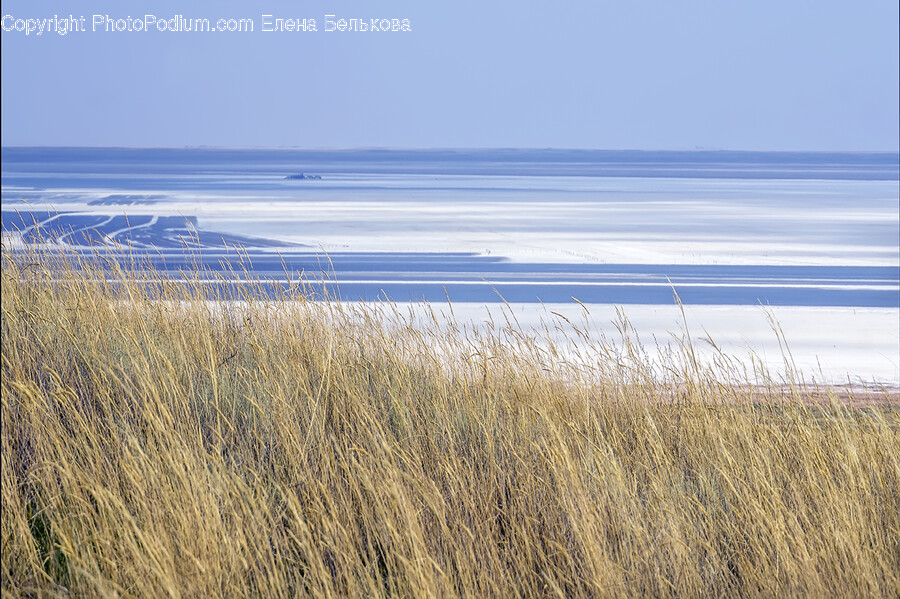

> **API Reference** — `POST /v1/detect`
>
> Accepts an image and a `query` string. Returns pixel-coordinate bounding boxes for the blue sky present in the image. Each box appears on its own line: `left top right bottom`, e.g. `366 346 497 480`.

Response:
1 0 898 150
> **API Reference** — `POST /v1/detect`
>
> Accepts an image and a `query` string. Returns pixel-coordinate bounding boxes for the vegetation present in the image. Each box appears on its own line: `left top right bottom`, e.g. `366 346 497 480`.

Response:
2 246 898 598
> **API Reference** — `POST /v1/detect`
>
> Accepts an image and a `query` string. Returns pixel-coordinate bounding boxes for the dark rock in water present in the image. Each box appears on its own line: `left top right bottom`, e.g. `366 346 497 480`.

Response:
285 173 322 180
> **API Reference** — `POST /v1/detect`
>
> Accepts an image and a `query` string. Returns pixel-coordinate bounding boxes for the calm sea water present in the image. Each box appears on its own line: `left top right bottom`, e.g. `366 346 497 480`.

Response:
2 148 898 307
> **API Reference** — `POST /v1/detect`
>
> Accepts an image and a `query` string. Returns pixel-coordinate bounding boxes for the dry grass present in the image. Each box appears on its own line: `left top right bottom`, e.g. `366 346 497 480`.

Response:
2 245 899 598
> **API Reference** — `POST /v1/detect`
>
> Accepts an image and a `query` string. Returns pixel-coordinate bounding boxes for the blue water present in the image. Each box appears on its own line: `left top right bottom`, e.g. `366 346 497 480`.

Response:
2 148 898 307
4 147 899 180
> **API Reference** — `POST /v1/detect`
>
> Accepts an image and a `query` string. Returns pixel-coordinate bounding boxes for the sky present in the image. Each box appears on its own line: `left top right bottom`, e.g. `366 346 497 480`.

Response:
1 0 898 150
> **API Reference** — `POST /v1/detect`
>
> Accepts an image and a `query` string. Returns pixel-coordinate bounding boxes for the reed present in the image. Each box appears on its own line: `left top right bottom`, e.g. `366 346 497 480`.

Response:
2 244 898 598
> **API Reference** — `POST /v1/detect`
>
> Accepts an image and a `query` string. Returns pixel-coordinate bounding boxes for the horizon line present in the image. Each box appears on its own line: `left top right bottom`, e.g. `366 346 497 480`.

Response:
2 145 899 155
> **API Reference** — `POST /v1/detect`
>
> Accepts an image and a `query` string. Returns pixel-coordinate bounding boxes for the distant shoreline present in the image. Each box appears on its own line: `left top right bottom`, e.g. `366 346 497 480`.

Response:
3 146 898 181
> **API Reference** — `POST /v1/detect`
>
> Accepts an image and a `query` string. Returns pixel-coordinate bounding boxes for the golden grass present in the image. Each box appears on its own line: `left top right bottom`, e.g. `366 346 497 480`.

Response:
2 245 898 598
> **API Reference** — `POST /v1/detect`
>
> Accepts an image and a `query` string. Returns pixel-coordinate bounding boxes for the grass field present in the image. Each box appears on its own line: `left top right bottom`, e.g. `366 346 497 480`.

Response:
2 246 899 598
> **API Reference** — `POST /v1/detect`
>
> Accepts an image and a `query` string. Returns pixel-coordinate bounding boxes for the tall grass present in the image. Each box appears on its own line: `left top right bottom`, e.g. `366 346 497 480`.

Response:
2 245 898 598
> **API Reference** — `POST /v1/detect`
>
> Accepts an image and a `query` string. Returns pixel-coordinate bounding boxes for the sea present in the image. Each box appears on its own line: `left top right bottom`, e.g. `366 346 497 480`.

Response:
2 147 898 308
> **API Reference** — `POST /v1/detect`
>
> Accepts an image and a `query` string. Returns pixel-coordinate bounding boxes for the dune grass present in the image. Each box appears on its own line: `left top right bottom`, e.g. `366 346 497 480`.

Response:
2 245 898 598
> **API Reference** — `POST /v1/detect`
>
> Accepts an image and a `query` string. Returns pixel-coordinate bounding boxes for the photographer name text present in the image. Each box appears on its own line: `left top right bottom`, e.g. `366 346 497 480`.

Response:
2 14 412 36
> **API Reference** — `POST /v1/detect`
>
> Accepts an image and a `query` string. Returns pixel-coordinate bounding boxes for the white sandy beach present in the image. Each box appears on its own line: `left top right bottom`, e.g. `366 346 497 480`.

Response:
433 303 900 388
